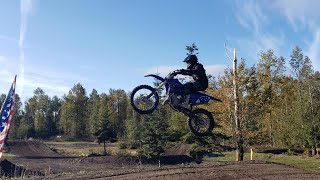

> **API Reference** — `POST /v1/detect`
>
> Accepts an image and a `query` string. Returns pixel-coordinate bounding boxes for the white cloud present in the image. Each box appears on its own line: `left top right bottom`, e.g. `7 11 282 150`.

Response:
20 0 33 48
20 0 33 14
0 56 17 77
205 65 228 77
20 64 91 97
0 70 11 81
21 77 70 96
0 59 89 102
271 0 320 71
233 1 285 61
271 0 320 30
0 65 17 99
306 29 320 70
235 0 268 34
0 35 18 44
234 32 286 61
0 56 7 63
229 0 285 60
19 0 33 98
259 33 286 53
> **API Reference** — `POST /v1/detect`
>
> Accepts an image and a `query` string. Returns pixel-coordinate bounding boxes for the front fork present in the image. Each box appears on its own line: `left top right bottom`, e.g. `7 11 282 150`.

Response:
146 81 166 100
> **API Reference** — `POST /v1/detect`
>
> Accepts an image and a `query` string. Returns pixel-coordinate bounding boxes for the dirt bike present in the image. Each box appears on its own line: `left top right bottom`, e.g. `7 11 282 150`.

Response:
130 70 222 136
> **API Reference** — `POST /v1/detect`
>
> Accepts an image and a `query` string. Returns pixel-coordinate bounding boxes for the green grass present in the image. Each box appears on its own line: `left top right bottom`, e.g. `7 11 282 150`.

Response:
43 141 135 156
44 141 109 156
44 141 99 145
205 151 320 172
52 146 105 156
1 153 16 158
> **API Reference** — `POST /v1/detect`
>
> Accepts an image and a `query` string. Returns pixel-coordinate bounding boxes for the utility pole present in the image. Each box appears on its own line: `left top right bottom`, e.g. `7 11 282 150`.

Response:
233 48 244 161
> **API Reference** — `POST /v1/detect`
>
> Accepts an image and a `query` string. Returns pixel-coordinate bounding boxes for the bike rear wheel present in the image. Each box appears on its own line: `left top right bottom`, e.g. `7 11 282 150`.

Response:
130 85 159 114
188 109 214 136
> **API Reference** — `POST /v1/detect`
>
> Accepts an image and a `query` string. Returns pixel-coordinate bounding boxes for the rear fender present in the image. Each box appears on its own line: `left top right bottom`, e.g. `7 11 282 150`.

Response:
210 96 222 102
190 92 222 104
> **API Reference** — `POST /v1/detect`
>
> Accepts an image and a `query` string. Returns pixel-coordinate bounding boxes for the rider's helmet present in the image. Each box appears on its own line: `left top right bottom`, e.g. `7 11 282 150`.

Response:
183 54 198 69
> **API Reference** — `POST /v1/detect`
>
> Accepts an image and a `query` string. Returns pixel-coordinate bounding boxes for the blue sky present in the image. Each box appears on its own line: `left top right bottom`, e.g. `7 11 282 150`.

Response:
0 0 320 102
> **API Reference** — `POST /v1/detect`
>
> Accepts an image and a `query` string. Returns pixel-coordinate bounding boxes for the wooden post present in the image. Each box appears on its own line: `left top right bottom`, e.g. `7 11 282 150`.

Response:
233 48 244 161
250 148 253 160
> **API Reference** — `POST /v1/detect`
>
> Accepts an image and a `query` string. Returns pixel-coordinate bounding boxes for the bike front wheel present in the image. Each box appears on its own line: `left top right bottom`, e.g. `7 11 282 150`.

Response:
130 85 159 114
188 109 214 136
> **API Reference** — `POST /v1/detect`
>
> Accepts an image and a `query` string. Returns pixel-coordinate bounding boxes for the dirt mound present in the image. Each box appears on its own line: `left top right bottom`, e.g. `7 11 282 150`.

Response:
158 155 194 165
6 140 63 158
67 155 193 165
0 159 44 178
254 146 305 154
164 143 192 155
67 156 140 165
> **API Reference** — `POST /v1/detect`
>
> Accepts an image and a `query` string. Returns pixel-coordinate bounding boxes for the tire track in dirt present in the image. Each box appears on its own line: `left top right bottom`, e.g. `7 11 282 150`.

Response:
68 162 320 180
5 141 320 180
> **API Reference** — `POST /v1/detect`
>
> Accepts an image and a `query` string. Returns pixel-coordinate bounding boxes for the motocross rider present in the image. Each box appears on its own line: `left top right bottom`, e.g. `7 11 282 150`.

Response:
164 54 208 108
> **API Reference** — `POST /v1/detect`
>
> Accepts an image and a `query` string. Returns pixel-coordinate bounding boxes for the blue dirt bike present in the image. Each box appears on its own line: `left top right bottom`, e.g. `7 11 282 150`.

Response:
130 70 222 136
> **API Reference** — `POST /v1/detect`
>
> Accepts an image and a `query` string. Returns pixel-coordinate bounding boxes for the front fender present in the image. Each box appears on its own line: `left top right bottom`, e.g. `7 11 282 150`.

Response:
144 74 165 82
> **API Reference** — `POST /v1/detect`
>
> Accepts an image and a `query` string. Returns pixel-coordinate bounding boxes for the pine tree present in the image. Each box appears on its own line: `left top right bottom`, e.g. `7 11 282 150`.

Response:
49 96 61 136
8 94 23 139
60 83 88 138
87 89 100 137
107 89 128 138
257 49 285 145
140 108 169 158
27 88 50 138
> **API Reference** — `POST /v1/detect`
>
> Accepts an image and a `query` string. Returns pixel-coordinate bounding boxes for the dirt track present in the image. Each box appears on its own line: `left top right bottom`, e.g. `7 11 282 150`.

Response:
3 140 320 180
48 161 320 180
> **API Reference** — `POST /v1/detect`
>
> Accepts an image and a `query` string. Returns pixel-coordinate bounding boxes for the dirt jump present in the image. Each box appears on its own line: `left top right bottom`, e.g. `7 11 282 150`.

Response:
1 140 320 179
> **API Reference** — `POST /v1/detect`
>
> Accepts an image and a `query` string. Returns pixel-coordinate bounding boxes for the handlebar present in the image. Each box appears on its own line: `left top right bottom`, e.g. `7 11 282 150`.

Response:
167 69 182 79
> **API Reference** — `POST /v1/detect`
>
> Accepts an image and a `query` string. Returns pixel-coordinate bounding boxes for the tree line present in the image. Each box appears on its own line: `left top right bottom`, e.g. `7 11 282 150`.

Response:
1 46 320 157
208 46 320 155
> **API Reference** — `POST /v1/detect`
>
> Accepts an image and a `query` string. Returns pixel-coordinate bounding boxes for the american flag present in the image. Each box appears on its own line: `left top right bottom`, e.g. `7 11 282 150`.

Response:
0 75 16 157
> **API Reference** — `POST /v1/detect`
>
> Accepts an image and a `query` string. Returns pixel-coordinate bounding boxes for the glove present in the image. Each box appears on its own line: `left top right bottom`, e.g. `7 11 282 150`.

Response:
171 70 180 76
177 69 187 75
172 69 186 76
180 69 187 73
